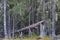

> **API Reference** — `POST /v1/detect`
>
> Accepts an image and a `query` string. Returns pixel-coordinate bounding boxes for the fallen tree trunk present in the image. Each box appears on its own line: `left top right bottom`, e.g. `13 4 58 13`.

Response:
11 20 44 33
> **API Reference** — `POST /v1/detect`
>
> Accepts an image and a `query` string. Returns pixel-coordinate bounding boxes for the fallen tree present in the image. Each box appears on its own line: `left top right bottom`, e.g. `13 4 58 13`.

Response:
11 20 44 33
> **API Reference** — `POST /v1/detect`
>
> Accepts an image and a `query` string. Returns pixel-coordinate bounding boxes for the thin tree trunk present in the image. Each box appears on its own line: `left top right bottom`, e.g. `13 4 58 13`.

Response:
40 0 46 38
13 15 14 38
32 0 34 24
8 13 11 38
28 0 31 37
51 0 56 36
40 23 45 38
42 0 46 20
4 0 8 38
28 10 31 37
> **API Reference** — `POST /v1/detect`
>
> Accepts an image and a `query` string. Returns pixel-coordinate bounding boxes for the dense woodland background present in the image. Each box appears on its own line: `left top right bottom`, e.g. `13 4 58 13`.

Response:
0 0 60 38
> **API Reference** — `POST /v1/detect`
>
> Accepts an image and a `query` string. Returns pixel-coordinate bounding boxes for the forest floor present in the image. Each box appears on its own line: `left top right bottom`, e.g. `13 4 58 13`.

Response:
3 35 60 40
3 34 39 40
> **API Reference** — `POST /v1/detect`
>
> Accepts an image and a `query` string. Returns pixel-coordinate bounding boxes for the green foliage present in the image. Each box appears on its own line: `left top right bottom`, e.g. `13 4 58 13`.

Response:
8 0 16 5
9 0 28 15
0 0 60 38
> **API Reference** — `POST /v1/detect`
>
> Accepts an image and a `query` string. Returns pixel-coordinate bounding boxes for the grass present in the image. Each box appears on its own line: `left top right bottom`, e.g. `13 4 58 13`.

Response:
41 36 51 40
3 35 52 40
3 34 39 40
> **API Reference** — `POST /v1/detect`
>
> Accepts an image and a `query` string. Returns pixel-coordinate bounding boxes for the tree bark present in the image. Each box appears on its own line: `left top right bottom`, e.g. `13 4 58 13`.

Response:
12 15 14 38
7 12 11 38
4 0 8 38
40 0 46 38
51 0 56 36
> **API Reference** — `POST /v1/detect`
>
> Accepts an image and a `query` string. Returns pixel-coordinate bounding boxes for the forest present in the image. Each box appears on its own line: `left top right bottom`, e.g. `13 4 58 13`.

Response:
0 0 60 40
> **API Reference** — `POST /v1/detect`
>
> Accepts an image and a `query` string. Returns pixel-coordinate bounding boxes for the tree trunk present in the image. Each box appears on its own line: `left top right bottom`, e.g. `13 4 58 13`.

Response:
4 0 8 38
8 12 11 38
40 0 46 38
51 0 56 36
40 23 45 38
12 15 14 38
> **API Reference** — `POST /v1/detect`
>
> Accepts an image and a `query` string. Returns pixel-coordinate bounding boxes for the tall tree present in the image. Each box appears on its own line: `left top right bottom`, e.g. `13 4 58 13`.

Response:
12 15 14 38
51 0 56 36
7 12 11 38
4 0 8 38
40 0 46 38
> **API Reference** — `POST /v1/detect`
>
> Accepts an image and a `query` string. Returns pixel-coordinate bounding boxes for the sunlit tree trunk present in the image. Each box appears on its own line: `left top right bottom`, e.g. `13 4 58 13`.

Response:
4 0 8 38
40 0 46 38
40 23 45 38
